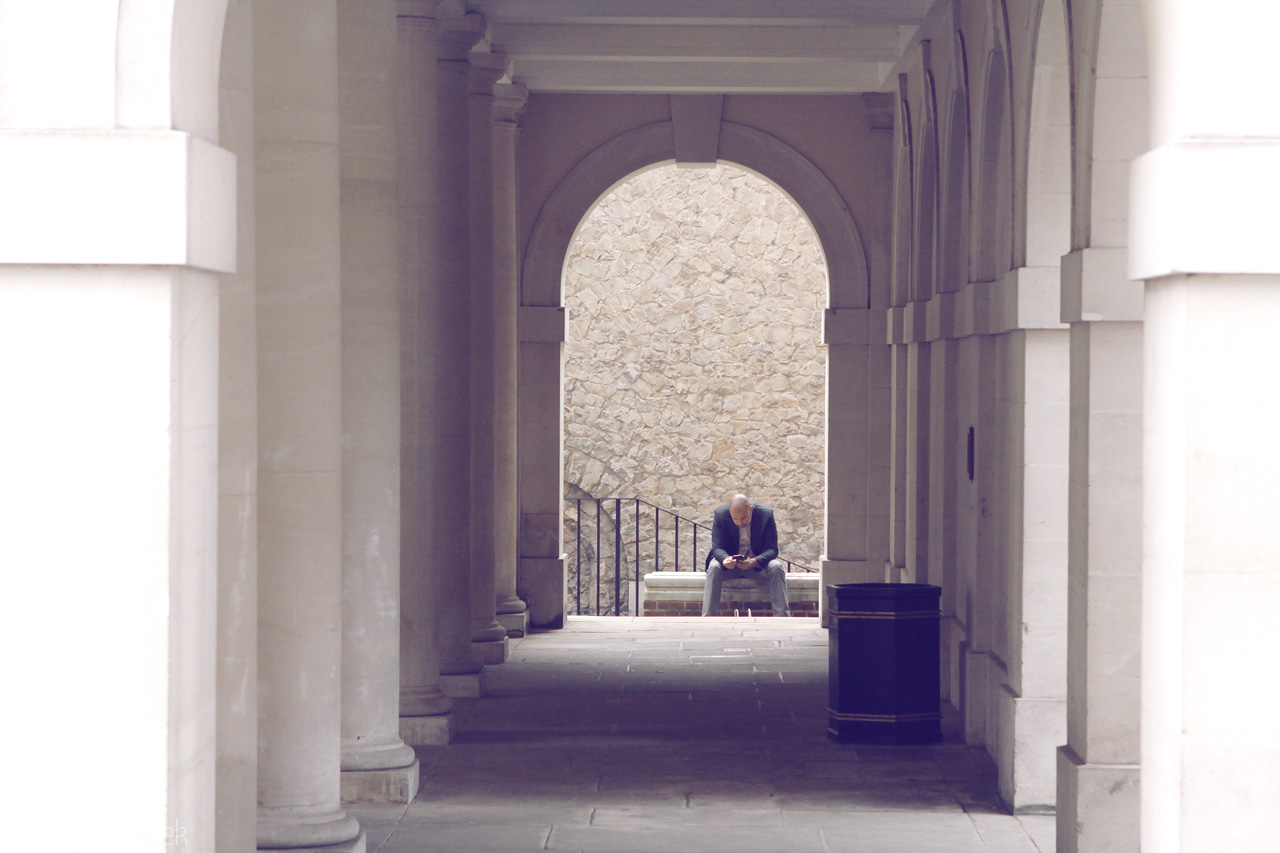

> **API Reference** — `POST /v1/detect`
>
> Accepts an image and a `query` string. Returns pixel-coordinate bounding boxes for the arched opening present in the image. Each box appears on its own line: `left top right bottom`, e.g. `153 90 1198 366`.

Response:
973 53 1012 282
938 84 971 294
518 118 871 629
913 123 939 302
1024 0 1071 268
560 163 828 616
890 97 914 309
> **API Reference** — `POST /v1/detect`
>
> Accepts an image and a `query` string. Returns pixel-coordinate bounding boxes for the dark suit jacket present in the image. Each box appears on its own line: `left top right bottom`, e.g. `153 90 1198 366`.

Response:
706 503 779 570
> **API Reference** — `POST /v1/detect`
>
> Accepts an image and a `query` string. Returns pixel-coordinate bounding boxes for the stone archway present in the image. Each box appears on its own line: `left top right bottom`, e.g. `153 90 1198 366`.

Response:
517 115 877 627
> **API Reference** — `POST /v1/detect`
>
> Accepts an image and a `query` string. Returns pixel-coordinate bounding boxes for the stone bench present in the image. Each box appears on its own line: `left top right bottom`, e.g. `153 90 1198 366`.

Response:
640 570 820 617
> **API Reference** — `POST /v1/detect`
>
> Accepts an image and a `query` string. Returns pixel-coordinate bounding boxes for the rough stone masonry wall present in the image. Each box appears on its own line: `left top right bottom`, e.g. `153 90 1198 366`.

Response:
563 164 827 600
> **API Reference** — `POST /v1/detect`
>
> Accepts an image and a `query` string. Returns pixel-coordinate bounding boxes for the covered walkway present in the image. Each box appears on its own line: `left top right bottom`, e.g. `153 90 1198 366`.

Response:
349 618 1053 852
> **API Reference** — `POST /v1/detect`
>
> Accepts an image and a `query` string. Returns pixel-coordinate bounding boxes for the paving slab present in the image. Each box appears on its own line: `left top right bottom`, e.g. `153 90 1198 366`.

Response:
589 805 784 827
547 823 828 852
380 819 554 853
361 617 1053 853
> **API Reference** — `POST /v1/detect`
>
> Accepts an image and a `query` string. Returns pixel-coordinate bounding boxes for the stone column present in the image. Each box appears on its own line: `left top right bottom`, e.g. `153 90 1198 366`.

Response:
337 0 419 803
396 0 454 744
468 51 510 665
217 0 259 848
435 13 486 680
252 0 361 848
492 81 530 635
1133 3 1280 848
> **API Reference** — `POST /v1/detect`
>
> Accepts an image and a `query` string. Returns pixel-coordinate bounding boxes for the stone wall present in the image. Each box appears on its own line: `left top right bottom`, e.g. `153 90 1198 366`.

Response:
563 164 828 611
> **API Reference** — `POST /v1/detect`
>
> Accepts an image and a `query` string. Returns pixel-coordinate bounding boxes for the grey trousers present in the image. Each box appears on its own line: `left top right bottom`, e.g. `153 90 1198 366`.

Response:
701 558 791 617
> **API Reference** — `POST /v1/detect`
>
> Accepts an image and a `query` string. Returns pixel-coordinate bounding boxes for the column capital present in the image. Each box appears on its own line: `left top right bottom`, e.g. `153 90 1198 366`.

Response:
468 52 509 96
0 130 235 273
1061 247 1142 323
396 0 439 23
823 308 871 345
1131 140 1280 280
438 12 485 61
493 82 528 125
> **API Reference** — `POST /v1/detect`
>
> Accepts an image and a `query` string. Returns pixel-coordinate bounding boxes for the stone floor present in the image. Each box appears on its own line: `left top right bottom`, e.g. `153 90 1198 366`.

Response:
349 617 1055 852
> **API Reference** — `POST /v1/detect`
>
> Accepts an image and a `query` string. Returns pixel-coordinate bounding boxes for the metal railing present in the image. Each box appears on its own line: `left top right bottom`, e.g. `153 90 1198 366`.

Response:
566 497 816 616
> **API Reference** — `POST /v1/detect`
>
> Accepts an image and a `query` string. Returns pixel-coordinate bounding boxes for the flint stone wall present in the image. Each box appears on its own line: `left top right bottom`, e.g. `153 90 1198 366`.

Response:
563 164 828 581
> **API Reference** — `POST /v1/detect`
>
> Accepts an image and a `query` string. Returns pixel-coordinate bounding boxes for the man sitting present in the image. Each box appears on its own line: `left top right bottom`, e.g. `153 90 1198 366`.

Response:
702 493 791 617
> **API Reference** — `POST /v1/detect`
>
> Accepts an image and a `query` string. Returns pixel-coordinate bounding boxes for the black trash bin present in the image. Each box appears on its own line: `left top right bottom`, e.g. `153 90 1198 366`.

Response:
827 582 941 744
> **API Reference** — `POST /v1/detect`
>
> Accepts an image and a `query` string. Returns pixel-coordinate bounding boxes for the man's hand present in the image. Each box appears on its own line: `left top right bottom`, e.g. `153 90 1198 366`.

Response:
742 557 759 570
723 556 740 570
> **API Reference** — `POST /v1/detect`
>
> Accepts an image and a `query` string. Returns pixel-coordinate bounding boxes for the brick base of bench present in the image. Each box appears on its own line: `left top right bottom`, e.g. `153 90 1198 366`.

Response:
643 600 819 617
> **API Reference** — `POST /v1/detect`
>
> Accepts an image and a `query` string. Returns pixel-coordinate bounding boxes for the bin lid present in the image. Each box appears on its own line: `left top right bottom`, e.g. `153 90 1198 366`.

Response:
826 582 941 608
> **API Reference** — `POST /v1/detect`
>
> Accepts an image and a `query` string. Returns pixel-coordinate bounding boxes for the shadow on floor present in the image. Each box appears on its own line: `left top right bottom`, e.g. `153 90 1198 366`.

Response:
349 617 1054 853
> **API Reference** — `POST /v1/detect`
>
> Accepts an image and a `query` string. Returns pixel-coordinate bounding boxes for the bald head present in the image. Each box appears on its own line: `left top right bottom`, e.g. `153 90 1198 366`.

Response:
729 494 752 527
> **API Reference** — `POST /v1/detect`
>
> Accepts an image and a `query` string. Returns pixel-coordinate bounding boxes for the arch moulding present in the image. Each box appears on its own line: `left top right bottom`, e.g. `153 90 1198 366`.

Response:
516 116 878 630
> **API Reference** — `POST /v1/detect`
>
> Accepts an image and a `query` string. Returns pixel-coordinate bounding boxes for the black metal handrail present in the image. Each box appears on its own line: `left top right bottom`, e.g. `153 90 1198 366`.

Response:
566 496 817 616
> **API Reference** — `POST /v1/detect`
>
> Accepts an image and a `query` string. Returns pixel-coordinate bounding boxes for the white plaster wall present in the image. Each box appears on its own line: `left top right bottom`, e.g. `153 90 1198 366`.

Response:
563 164 827 569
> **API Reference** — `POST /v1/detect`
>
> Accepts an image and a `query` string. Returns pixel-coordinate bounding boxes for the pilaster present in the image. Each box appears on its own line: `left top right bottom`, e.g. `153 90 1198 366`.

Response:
1057 248 1143 852
888 340 909 577
518 305 568 629
1142 273 1280 851
928 336 960 699
905 335 931 585
1134 8 1280 844
992 321 1070 814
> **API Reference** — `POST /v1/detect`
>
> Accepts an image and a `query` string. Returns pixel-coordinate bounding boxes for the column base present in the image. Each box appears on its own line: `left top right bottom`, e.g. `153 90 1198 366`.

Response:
961 646 989 747
471 622 507 643
441 671 486 698
399 685 453 717
1056 746 1139 853
257 808 362 850
400 714 452 746
497 609 528 637
259 829 365 853
996 684 1065 814
340 738 416 771
341 762 419 805
472 637 508 665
